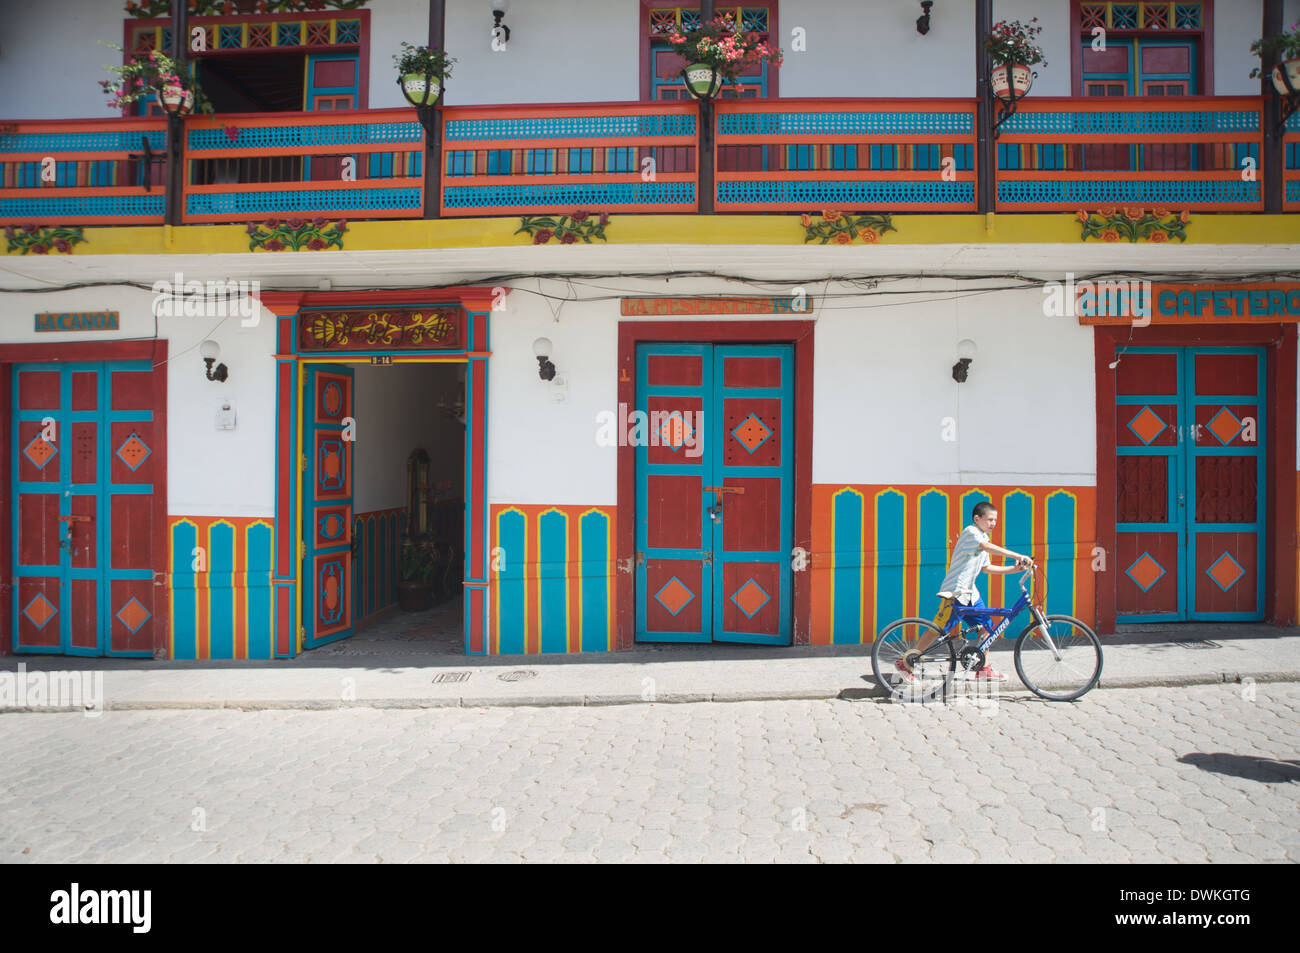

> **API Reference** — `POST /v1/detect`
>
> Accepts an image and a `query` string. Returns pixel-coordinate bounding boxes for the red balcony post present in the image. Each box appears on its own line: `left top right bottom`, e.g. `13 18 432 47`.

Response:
1263 0 1284 213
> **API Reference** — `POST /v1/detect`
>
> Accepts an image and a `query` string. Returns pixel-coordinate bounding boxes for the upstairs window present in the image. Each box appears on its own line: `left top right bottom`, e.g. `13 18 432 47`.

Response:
641 3 779 100
1076 1 1209 96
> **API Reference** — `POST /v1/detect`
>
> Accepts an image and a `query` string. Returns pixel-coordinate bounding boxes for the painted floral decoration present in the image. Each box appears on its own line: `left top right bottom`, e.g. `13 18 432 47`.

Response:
247 217 347 251
1078 207 1190 243
5 224 87 255
802 211 896 244
516 211 609 244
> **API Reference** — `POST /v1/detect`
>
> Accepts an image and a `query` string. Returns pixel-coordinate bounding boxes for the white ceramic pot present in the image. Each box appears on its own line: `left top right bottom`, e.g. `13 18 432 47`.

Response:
1270 58 1300 96
990 64 1034 101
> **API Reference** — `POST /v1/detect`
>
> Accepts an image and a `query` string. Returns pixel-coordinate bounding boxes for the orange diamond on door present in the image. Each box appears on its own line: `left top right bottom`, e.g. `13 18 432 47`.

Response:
657 412 694 452
1126 406 1167 446
115 597 151 633
655 577 694 616
23 435 57 470
731 413 772 454
1205 407 1242 445
731 579 770 618
23 593 57 630
116 433 151 471
1125 552 1165 592
1206 552 1245 592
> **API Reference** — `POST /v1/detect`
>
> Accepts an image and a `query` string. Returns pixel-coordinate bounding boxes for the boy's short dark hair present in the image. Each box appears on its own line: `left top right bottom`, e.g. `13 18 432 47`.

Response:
972 501 997 520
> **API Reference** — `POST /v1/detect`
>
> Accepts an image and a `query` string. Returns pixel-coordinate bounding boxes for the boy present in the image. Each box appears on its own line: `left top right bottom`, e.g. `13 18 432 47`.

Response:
897 501 1032 682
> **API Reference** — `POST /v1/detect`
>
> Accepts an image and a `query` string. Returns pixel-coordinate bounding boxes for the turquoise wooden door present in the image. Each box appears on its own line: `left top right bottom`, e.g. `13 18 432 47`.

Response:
11 362 158 656
636 343 793 643
1115 347 1265 622
302 364 354 648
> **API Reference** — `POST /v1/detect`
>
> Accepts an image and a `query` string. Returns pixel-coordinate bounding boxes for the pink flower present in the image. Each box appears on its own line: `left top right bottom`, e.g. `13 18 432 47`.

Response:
246 223 258 234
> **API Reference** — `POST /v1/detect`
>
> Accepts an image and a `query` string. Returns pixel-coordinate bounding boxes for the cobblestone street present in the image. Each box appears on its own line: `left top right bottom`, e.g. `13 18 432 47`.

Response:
2 683 1297 863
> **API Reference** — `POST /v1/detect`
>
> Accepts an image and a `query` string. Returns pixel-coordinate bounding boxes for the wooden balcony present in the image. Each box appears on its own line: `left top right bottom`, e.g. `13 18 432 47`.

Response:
0 96 1290 228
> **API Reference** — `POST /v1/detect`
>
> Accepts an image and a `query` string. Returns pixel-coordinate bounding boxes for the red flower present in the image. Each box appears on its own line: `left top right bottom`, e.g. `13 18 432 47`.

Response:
265 217 279 228
335 219 348 231
533 228 553 244
313 217 327 228
307 237 326 250
4 225 13 239
265 238 283 251
570 210 589 222
53 238 71 253
246 223 258 234
560 231 578 244
286 218 304 230
598 212 609 226
31 242 48 254
21 223 38 234
224 125 240 141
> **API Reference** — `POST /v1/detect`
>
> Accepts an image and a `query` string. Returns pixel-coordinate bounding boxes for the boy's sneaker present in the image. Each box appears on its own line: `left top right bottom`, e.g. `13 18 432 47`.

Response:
893 658 915 683
973 665 1007 681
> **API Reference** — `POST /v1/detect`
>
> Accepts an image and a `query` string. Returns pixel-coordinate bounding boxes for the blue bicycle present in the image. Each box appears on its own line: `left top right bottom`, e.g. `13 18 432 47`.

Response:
871 567 1103 702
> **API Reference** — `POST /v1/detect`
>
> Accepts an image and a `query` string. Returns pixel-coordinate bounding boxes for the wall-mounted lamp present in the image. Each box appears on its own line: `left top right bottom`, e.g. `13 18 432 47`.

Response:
533 337 556 381
916 1 934 35
951 338 976 383
200 339 229 383
490 0 511 43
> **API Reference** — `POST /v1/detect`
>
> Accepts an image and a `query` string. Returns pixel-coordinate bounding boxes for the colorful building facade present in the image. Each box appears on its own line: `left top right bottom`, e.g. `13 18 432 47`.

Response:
2 0 1297 659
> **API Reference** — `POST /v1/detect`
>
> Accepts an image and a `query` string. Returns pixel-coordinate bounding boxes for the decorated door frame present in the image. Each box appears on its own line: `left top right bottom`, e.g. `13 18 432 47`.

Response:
1094 322 1297 632
616 319 813 649
259 288 499 657
0 340 168 658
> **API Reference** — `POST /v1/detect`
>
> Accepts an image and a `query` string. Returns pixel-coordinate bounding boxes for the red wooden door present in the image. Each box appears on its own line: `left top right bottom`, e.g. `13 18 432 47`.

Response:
12 362 159 655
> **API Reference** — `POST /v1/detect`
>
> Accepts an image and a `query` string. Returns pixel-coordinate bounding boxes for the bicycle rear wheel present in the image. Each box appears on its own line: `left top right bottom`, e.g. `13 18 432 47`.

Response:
1013 614 1103 701
872 618 956 703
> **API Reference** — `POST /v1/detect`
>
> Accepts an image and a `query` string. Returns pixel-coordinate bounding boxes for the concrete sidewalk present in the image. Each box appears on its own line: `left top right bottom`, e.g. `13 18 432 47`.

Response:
1 622 1298 713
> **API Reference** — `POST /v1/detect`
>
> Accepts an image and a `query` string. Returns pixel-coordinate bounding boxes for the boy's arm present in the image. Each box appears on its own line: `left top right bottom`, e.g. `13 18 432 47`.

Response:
979 539 1030 562
984 562 1027 575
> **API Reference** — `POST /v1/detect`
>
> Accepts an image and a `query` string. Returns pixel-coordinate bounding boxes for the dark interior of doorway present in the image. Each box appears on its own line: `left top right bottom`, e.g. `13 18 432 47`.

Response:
332 361 466 658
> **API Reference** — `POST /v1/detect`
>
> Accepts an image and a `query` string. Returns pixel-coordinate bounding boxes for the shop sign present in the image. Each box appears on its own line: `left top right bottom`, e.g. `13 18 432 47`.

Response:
1077 282 1300 325
35 311 119 332
299 308 463 351
620 296 813 316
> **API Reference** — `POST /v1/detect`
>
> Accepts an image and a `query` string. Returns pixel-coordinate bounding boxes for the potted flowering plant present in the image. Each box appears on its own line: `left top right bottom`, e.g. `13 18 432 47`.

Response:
665 13 783 99
1250 22 1300 96
985 17 1047 102
99 43 211 116
394 42 456 107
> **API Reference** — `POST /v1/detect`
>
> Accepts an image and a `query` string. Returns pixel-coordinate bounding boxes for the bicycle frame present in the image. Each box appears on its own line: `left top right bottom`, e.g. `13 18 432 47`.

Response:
937 570 1050 659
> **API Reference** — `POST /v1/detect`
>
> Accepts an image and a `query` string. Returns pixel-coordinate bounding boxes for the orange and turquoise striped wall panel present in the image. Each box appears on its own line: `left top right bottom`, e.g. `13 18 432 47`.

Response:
169 517 274 660
353 507 403 623
489 504 616 654
809 485 1097 644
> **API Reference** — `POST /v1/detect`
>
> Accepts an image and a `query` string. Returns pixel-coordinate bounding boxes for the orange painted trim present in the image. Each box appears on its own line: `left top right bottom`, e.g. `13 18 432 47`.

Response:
567 515 582 653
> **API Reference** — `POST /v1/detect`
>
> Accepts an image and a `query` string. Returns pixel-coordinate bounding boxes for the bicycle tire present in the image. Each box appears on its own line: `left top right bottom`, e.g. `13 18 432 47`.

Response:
1013 614 1103 701
872 617 957 703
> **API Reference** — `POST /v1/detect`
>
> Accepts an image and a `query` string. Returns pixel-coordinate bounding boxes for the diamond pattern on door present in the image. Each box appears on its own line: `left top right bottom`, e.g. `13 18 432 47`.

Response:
1126 552 1166 592
23 435 57 469
655 577 695 616
115 597 152 633
730 578 770 618
115 432 151 471
1127 406 1167 445
1206 552 1245 592
731 413 773 453
658 412 694 451
23 593 57 630
1205 407 1243 445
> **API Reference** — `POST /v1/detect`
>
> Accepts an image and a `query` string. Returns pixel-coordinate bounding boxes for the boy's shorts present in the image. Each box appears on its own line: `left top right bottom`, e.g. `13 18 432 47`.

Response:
933 594 985 633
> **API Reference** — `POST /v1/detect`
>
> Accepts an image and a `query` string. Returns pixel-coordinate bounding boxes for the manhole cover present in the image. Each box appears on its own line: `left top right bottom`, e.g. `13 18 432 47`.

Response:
1171 639 1221 649
498 669 538 682
433 671 472 683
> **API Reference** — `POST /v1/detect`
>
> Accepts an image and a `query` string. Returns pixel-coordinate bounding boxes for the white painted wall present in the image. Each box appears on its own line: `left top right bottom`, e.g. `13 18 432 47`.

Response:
1217 0 1265 94
485 276 1099 507
368 0 429 109
352 361 462 513
0 284 277 517
0 0 128 120
992 0 1070 96
779 0 975 98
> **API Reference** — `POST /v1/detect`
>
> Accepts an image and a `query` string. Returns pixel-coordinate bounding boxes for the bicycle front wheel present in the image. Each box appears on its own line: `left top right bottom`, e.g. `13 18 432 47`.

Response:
872 618 956 703
1013 614 1103 701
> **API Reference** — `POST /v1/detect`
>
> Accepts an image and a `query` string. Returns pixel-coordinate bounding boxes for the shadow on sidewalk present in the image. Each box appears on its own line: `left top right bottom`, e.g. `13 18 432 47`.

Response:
1177 752 1300 784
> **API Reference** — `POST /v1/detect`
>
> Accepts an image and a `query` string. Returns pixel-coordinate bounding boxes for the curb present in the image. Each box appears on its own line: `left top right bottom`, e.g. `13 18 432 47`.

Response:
2 671 1298 713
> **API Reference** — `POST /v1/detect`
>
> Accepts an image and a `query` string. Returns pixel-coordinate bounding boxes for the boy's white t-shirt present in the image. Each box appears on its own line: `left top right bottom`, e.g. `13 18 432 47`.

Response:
938 524 990 605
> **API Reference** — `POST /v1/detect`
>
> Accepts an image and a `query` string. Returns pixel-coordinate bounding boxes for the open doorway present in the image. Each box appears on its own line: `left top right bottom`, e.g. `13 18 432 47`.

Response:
300 360 466 654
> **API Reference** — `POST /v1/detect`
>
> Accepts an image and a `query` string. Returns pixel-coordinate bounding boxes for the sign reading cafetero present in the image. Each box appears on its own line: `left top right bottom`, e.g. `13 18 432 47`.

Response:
1074 282 1300 325
620 296 814 316
35 311 119 332
299 308 463 351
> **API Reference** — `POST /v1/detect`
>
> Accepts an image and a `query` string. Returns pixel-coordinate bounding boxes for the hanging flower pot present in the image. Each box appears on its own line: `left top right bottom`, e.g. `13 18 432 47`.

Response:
1270 58 1300 96
400 73 441 106
990 64 1034 101
684 63 723 98
159 83 194 116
